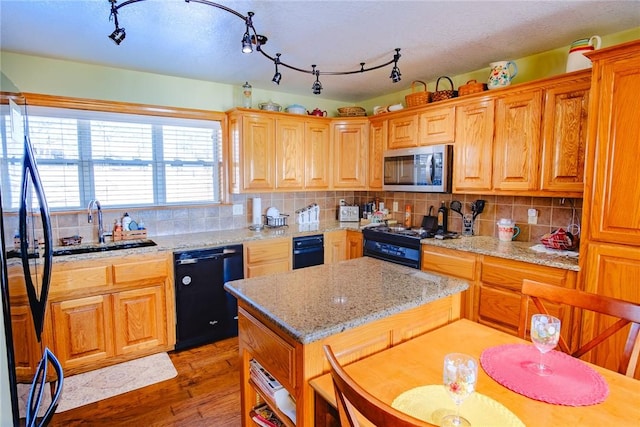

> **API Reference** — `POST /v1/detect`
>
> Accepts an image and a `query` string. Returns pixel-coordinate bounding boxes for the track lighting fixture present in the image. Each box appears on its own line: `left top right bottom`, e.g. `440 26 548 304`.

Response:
106 0 402 95
272 53 282 85
311 65 323 95
108 0 126 45
241 12 254 53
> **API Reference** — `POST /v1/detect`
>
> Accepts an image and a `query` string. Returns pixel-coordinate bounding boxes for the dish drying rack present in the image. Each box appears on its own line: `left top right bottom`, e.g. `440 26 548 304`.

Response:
264 214 289 228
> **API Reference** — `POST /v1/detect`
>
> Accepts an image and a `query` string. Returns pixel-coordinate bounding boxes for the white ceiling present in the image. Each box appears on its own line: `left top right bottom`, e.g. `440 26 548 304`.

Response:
1 0 639 102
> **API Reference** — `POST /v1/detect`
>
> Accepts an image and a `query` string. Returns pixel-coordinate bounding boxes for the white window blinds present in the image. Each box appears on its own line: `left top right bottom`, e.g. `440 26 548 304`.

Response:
0 105 222 210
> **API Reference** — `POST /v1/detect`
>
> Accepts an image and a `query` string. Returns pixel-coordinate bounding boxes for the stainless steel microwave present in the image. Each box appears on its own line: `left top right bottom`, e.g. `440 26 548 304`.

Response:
383 145 453 193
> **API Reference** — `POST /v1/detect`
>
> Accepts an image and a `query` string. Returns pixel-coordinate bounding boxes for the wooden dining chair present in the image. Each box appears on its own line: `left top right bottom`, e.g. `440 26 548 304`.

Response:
323 345 436 427
518 279 640 377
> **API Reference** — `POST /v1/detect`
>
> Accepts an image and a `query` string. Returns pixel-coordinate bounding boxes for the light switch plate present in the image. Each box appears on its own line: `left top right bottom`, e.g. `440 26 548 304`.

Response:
232 204 243 215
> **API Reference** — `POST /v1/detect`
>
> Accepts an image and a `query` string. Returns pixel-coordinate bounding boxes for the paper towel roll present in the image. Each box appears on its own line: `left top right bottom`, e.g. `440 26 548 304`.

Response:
252 197 262 225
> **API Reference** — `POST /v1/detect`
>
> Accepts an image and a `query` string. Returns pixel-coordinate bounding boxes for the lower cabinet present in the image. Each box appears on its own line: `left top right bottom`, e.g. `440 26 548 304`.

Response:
10 304 42 382
346 230 363 259
477 256 577 345
244 237 292 278
51 295 115 370
19 252 176 377
113 286 167 355
421 245 578 346
324 230 347 264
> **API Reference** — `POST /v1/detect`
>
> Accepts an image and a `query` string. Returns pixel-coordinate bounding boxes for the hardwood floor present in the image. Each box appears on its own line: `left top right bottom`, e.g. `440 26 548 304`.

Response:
50 337 242 426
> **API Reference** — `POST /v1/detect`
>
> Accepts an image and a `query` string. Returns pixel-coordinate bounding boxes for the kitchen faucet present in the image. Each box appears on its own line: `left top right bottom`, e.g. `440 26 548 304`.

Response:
87 199 105 244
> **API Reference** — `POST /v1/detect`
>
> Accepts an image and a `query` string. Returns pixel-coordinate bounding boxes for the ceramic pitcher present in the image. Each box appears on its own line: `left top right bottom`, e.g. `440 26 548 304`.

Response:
566 35 601 72
487 61 518 90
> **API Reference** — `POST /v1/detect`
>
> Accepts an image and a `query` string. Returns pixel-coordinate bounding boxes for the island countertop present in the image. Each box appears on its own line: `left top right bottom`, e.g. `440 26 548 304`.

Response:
224 257 468 345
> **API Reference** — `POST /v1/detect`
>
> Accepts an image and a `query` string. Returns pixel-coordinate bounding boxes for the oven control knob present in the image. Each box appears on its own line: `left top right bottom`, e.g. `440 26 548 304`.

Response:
181 275 192 286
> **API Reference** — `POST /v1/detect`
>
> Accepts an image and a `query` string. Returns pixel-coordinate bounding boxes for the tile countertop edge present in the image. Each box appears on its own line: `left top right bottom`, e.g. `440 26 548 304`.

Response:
224 258 469 345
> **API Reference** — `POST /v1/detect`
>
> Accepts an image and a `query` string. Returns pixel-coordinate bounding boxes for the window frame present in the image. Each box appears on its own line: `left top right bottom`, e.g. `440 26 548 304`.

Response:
15 93 230 210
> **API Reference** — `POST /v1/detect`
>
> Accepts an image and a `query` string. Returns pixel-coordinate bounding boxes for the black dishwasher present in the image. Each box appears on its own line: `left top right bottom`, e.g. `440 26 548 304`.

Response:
174 244 243 351
293 234 324 269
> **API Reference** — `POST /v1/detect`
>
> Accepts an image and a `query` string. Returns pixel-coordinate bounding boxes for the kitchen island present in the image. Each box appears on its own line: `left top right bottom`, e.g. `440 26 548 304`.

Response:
224 256 468 427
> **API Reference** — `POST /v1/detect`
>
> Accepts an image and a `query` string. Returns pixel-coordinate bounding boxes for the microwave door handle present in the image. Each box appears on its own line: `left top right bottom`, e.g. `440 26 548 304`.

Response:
425 154 434 185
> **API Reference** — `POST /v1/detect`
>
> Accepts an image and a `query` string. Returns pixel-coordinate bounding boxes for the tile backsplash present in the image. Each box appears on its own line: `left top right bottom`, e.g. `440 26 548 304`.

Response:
3 191 582 246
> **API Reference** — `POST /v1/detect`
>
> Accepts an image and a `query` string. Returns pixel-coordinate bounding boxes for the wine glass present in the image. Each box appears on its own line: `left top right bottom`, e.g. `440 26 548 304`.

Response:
527 314 561 376
442 353 478 427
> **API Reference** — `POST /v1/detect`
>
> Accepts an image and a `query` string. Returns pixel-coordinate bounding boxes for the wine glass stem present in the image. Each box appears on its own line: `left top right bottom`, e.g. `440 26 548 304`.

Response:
455 402 461 424
539 351 544 370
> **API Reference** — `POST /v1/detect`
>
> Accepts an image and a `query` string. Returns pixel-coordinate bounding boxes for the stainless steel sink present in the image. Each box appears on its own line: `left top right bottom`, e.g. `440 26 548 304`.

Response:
52 239 157 256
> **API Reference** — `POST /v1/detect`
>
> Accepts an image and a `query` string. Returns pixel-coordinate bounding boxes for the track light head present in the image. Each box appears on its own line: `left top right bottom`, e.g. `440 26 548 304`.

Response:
109 27 126 45
311 65 322 95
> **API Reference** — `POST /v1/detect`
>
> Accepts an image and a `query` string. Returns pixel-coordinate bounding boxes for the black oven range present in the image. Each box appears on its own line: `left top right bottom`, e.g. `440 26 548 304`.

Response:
362 225 459 269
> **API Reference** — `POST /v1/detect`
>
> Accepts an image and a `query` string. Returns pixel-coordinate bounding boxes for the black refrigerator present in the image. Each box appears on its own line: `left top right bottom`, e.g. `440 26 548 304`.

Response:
1 79 63 426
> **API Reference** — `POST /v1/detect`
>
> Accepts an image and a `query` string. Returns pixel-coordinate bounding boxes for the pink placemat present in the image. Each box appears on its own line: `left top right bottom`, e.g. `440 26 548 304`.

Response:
480 344 609 406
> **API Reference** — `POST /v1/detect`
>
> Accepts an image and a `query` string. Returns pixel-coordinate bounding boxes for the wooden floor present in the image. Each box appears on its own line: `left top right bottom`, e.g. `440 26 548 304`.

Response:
50 337 242 427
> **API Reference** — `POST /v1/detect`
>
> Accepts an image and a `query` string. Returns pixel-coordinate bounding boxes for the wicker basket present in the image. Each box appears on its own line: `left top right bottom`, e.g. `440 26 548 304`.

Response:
431 76 458 102
458 79 487 97
60 235 82 246
337 106 366 117
405 81 430 107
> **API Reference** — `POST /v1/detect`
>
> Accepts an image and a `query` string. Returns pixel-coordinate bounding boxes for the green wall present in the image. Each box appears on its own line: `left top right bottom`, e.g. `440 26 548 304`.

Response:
1 27 638 115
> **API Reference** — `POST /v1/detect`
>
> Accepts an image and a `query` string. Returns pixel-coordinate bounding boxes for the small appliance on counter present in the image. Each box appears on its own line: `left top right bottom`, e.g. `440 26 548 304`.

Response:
338 205 359 222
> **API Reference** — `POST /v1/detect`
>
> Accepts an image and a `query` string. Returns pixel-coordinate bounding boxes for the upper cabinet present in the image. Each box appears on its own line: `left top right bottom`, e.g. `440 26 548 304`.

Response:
332 119 369 189
540 80 590 193
418 106 456 145
492 89 543 191
583 41 640 245
452 71 590 196
368 118 386 189
387 112 418 149
453 99 495 192
229 112 275 192
229 110 331 193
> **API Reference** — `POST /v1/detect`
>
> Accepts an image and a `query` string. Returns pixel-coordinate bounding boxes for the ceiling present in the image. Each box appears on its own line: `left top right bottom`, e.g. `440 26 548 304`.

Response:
1 1 639 102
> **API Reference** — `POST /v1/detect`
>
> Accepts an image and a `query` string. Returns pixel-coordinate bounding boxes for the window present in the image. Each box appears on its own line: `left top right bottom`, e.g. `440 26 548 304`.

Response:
0 100 224 211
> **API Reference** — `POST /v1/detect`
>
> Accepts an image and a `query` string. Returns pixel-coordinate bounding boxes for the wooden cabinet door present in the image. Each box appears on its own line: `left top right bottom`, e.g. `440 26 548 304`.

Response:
540 79 590 193
477 257 575 337
588 52 640 245
493 90 543 191
244 238 292 278
304 120 331 189
113 286 166 355
346 231 363 259
368 119 386 189
418 106 455 145
242 114 275 190
275 118 305 189
582 243 640 377
453 99 495 192
324 230 347 264
387 113 418 148
332 120 368 189
51 295 114 369
10 304 40 381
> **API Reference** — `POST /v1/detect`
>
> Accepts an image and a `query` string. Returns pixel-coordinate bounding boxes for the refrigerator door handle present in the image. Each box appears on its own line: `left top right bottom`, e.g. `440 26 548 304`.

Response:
19 135 53 343
25 347 63 427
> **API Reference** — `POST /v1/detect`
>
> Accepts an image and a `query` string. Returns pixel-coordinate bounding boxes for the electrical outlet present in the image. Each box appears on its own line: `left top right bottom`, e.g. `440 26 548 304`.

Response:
232 204 243 215
393 201 399 212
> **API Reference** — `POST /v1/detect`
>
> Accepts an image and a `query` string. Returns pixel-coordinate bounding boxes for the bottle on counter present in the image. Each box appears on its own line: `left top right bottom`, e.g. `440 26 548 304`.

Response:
404 204 412 228
122 212 132 231
437 201 448 233
113 219 122 233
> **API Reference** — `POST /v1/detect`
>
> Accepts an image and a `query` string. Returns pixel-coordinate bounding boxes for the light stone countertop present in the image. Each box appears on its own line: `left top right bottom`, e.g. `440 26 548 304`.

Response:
420 236 579 271
45 220 579 272
224 256 469 344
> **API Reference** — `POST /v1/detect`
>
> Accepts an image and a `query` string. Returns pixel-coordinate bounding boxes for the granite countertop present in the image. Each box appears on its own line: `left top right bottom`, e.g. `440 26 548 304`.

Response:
43 220 579 272
420 236 580 271
224 256 469 344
